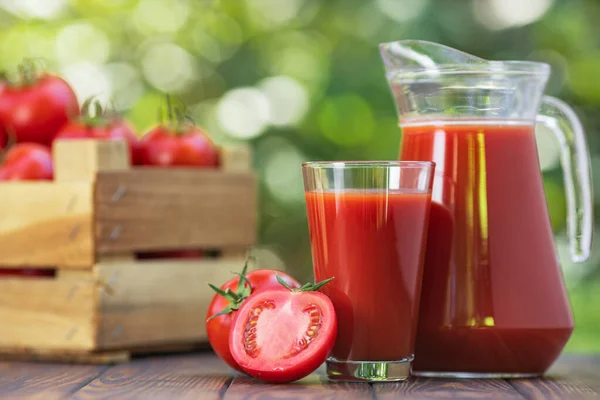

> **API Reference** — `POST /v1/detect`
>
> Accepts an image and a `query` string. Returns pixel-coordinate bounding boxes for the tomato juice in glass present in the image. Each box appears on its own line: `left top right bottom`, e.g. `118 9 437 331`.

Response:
302 161 434 382
400 122 574 376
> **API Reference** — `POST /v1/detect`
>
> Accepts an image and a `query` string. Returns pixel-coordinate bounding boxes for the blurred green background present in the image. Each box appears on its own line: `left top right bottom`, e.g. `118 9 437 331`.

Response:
1 0 598 352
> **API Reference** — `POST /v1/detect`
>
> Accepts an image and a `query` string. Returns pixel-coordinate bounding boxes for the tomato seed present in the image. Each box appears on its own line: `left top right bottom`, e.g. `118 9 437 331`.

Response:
242 300 276 358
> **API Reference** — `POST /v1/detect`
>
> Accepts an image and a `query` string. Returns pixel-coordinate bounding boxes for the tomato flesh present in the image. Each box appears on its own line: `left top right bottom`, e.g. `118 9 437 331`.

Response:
230 289 337 383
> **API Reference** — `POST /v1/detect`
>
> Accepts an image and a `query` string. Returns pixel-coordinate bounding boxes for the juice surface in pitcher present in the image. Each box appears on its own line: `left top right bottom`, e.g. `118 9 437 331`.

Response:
400 121 574 376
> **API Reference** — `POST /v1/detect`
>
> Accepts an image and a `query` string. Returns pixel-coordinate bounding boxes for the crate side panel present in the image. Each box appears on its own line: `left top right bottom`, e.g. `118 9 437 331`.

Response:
0 182 94 267
97 257 248 348
95 169 257 253
0 279 97 351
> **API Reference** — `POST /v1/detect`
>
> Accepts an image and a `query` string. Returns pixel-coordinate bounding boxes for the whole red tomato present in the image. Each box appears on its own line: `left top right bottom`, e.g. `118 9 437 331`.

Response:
0 143 53 180
206 260 301 372
54 99 142 165
0 68 78 146
140 125 219 167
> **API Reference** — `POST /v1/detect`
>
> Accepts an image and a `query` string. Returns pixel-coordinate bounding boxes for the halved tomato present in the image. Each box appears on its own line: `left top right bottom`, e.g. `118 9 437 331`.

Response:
229 278 337 383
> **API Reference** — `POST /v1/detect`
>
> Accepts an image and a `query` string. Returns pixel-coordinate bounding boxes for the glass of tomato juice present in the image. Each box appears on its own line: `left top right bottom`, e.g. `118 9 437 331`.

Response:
302 161 434 382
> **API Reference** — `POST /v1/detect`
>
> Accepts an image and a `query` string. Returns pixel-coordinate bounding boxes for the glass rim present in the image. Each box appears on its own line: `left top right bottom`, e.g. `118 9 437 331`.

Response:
302 160 435 169
386 61 551 79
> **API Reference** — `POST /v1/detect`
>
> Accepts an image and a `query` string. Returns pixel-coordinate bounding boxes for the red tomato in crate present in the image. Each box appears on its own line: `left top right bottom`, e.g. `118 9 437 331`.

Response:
229 279 337 383
137 250 204 260
0 143 53 180
54 99 142 165
140 125 219 167
0 68 78 146
0 268 55 278
139 96 219 167
206 260 301 372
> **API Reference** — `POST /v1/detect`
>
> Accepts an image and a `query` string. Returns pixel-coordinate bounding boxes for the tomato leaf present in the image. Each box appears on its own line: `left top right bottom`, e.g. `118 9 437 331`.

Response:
209 283 238 303
206 304 234 321
277 275 334 292
309 277 335 291
276 274 293 290
234 256 255 298
207 256 257 320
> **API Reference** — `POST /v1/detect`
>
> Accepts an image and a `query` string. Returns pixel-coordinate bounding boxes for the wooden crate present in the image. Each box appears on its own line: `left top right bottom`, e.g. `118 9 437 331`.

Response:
0 139 257 363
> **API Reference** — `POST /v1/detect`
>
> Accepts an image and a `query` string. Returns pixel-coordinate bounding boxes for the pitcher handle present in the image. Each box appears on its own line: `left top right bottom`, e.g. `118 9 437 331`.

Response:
536 96 593 262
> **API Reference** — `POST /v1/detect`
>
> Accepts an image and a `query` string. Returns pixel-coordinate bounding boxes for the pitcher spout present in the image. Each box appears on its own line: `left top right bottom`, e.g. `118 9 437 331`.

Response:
378 40 550 123
379 40 485 76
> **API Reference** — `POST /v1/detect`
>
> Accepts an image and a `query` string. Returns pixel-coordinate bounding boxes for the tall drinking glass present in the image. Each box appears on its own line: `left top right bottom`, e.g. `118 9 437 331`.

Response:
302 161 434 382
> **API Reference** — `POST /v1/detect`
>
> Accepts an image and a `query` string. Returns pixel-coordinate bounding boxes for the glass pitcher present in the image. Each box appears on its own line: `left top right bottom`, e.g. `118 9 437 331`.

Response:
379 40 593 378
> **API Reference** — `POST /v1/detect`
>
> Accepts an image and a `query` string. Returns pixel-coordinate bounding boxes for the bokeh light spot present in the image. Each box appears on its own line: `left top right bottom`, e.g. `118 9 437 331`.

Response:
216 88 270 139
375 0 429 23
141 42 195 93
0 25 56 70
55 22 110 66
61 62 111 106
259 76 309 127
0 0 68 20
103 62 143 111
247 0 305 28
261 137 306 204
133 0 189 34
318 95 375 147
473 0 553 30
535 123 561 171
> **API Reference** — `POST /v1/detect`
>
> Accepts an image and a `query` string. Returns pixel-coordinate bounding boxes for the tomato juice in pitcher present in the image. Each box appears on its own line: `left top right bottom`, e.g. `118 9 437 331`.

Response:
401 122 573 376
380 41 593 377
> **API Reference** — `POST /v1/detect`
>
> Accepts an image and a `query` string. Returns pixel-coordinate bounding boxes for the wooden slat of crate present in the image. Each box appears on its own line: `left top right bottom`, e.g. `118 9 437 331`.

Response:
97 257 246 349
95 169 257 253
0 182 95 268
0 278 97 351
0 256 248 362
53 138 130 182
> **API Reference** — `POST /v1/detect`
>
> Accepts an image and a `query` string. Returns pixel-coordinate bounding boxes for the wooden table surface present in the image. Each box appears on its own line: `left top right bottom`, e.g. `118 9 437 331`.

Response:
0 351 598 399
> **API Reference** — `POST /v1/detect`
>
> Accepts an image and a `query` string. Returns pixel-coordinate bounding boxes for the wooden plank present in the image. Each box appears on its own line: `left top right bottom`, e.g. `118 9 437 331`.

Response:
0 350 130 364
509 378 597 399
509 355 600 399
373 378 525 399
72 353 232 400
53 139 130 182
96 257 250 349
0 182 94 267
0 278 97 351
549 354 600 393
95 169 257 253
0 361 106 400
224 374 373 400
